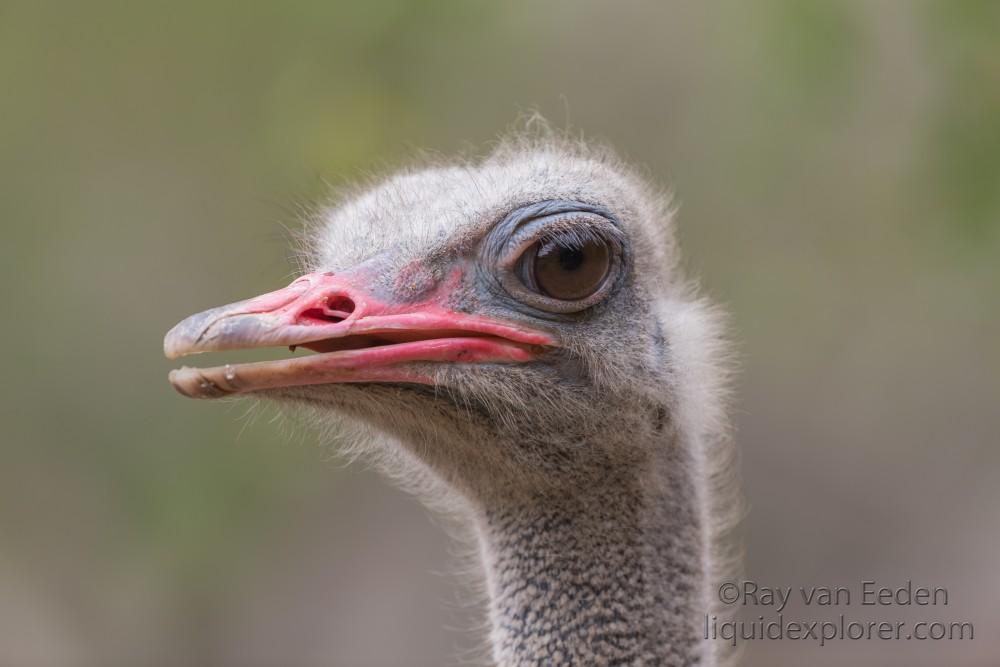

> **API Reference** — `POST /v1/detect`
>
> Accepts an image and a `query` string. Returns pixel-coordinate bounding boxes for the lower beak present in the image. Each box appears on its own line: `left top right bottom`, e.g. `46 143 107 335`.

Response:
163 271 553 399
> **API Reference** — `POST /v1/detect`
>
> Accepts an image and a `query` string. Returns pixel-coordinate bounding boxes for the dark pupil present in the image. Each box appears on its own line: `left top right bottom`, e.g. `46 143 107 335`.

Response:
531 238 611 301
558 247 585 271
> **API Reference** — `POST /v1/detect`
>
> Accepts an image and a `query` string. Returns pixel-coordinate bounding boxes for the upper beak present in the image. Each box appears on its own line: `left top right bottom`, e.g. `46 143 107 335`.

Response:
164 270 553 398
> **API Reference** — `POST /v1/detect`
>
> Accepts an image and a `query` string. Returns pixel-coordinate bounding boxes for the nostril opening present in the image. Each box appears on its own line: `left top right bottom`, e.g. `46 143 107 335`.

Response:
325 295 356 317
298 295 356 325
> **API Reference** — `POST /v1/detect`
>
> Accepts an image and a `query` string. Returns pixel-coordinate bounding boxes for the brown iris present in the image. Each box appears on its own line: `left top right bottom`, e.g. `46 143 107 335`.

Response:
528 238 611 301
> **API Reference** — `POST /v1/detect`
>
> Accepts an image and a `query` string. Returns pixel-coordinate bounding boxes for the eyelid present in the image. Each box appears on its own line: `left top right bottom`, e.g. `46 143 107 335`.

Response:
499 214 622 270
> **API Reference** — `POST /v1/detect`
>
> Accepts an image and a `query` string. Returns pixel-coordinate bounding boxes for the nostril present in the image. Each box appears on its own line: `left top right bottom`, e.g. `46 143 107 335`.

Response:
298 295 356 325
325 295 356 317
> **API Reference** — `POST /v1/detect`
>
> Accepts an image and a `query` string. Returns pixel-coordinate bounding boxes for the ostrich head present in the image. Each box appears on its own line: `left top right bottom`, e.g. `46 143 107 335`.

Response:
165 135 735 666
165 140 701 499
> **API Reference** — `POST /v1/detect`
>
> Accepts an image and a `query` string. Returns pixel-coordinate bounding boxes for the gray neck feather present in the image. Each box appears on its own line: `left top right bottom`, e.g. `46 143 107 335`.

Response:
474 432 706 667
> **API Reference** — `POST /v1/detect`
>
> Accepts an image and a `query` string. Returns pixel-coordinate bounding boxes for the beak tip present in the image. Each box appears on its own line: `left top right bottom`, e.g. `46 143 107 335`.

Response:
168 366 227 399
167 367 193 397
163 324 192 360
164 312 216 360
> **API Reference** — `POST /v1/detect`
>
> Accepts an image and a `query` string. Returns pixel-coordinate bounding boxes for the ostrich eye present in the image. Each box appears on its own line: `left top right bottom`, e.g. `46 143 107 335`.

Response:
494 204 625 314
522 237 612 301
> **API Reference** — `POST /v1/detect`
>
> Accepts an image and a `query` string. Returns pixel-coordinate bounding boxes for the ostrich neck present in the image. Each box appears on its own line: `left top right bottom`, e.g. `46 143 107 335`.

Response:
475 440 708 667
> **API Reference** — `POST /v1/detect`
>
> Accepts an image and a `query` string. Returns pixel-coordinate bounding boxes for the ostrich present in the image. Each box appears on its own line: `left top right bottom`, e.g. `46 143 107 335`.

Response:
164 134 740 667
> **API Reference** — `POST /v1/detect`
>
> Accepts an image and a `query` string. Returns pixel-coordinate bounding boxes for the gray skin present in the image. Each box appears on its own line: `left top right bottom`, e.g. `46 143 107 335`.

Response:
180 135 739 667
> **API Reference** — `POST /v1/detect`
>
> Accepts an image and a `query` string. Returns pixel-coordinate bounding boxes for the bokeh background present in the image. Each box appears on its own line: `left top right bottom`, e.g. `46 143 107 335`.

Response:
2 1 998 665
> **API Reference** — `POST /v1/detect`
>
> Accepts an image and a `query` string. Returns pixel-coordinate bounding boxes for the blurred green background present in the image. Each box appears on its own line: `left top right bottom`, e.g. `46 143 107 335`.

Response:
2 1 998 665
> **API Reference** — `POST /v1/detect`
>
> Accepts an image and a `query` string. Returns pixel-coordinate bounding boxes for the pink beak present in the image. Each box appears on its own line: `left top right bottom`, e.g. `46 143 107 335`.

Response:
164 271 553 398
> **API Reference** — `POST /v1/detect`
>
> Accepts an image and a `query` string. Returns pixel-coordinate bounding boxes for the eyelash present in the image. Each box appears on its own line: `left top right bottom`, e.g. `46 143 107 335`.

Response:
501 219 620 269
